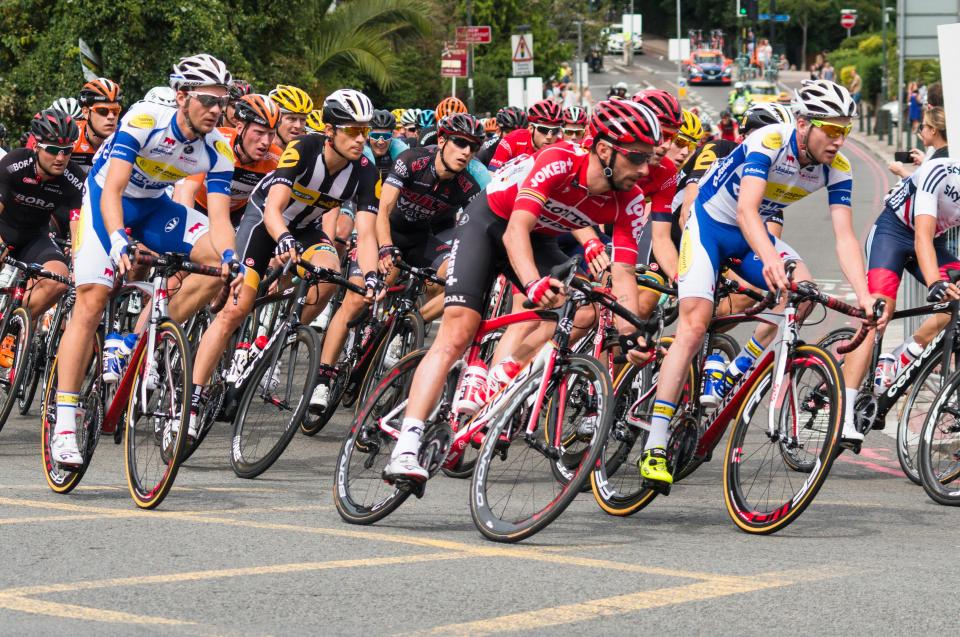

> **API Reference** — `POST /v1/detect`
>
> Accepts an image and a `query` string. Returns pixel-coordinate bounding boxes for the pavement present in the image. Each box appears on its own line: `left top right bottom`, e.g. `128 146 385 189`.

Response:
0 50 956 636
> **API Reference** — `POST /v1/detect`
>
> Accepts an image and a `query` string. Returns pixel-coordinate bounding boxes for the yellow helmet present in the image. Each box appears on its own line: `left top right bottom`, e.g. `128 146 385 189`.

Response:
305 109 325 134
268 84 313 114
679 109 704 144
391 108 406 128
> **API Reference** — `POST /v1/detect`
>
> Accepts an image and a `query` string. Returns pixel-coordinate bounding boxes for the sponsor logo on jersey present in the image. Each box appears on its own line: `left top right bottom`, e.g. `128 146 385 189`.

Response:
214 140 234 162
13 193 54 208
164 217 180 232
134 157 189 182
10 158 32 172
183 144 195 154
392 158 409 178
830 153 851 172
761 131 783 150
277 140 301 169
528 158 574 188
129 114 156 129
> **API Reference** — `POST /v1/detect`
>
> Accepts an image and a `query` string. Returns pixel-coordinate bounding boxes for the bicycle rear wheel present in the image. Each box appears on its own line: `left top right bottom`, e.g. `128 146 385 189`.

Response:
17 328 44 415
723 344 843 534
0 308 32 432
917 368 960 505
124 321 191 509
356 311 425 411
230 325 319 478
470 353 613 543
897 353 945 485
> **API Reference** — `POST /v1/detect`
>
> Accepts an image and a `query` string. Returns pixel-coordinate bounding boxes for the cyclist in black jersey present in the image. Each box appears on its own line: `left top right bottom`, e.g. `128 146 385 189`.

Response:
310 113 486 411
0 109 79 322
475 106 528 167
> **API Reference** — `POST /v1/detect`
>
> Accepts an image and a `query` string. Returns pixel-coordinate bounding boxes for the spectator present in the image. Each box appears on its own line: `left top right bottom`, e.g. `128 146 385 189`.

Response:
927 82 943 108
822 62 835 82
848 68 862 105
889 105 948 178
918 81 928 106
908 81 922 135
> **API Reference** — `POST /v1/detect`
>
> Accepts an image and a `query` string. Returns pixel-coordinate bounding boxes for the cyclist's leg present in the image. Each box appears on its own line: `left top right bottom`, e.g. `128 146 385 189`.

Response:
319 249 367 367
300 237 341 324
16 233 69 319
905 239 960 346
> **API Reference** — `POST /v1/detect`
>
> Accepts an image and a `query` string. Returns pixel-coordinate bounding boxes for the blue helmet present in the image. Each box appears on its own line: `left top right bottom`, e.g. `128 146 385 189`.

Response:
417 108 436 130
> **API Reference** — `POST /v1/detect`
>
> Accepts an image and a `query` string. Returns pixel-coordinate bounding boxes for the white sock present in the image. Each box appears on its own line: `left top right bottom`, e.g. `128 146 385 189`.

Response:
55 391 79 436
393 417 424 458
644 400 675 450
844 388 858 428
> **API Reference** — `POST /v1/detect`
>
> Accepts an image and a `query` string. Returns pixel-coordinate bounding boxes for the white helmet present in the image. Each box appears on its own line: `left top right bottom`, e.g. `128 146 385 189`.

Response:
143 86 177 109
400 108 420 127
50 96 82 120
734 81 745 90
322 89 374 125
793 79 857 118
169 53 232 91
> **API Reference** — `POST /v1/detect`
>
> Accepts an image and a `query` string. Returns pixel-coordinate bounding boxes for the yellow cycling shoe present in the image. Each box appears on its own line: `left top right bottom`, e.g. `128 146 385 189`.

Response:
638 447 673 486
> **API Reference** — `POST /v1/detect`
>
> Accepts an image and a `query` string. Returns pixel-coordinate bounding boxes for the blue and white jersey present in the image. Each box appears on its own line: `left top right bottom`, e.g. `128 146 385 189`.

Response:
89 102 234 199
696 123 853 225
884 157 960 236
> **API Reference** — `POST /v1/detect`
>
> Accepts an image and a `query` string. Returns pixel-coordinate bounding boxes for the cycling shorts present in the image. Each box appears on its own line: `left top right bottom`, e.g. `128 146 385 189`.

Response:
0 222 67 267
73 180 208 287
677 202 800 301
866 207 960 299
443 193 569 313
348 222 454 280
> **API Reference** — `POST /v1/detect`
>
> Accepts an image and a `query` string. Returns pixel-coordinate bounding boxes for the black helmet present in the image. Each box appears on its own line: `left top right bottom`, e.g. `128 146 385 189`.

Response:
438 113 484 142
370 109 396 130
739 102 795 136
30 108 79 145
229 79 254 101
496 105 527 131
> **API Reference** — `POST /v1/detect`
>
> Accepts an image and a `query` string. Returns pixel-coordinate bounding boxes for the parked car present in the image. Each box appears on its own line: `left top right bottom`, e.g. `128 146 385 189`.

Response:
603 24 642 54
684 49 732 85
745 80 779 103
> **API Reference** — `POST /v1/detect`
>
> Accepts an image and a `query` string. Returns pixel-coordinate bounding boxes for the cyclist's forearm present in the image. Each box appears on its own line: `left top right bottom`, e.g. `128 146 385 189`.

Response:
611 262 642 335
355 212 378 275
206 194 236 255
262 185 293 242
651 222 678 281
376 185 401 247
503 216 541 286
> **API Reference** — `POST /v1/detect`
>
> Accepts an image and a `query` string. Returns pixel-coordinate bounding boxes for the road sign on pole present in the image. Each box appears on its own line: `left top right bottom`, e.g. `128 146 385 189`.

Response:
840 13 856 29
511 33 534 76
440 42 468 78
456 26 492 44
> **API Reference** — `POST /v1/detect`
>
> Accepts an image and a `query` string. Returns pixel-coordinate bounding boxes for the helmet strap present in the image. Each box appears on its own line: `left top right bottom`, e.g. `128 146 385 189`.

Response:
798 123 818 166
180 98 202 139
326 133 352 164
599 142 619 192
437 139 463 177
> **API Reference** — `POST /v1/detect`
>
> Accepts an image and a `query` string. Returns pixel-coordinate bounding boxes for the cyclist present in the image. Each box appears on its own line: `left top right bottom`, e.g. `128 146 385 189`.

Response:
717 110 738 142
399 109 420 144
189 89 380 432
72 78 123 174
223 78 254 127
0 110 80 328
483 117 498 140
51 97 82 120
562 106 587 143
50 53 240 467
381 99 659 482
174 94 282 226
142 86 177 109
305 110 325 135
310 113 487 411
488 99 563 170
417 109 437 146
475 106 527 167
728 81 751 108
436 97 468 120
640 79 875 488
608 81 628 100
269 84 314 149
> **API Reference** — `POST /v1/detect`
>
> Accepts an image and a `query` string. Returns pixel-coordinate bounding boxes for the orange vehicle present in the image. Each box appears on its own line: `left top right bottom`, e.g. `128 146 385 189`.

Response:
684 49 733 85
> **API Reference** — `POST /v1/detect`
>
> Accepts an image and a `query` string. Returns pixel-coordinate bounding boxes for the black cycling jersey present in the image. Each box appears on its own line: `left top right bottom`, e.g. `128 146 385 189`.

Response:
418 128 437 147
0 148 83 238
474 134 501 167
247 133 378 230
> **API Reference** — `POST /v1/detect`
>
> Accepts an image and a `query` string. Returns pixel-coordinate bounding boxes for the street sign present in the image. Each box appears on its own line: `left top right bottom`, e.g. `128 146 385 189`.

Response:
840 13 856 29
440 42 467 78
511 33 534 76
773 14 790 23
456 26 492 44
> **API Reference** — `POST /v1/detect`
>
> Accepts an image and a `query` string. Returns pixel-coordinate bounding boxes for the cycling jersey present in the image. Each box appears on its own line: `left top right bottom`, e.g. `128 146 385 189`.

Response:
89 101 234 199
384 146 484 230
717 119 737 142
489 128 536 170
475 134 501 167
246 133 378 230
486 141 646 265
0 148 83 238
186 127 281 220
640 156 678 219
697 123 852 226
419 128 437 147
883 157 960 235
69 120 102 174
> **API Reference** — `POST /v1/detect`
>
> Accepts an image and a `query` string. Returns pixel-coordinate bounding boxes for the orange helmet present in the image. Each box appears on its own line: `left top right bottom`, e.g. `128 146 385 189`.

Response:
234 94 281 128
483 117 498 133
79 77 122 106
436 96 468 119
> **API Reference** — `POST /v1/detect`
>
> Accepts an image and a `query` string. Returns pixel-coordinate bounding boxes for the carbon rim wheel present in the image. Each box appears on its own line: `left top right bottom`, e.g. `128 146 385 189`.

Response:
918 368 960 505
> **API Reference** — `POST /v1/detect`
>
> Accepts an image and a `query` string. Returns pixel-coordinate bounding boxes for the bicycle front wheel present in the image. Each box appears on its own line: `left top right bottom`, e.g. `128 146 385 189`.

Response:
897 353 945 485
355 311 425 411
723 344 843 534
470 353 613 543
0 307 32 431
917 368 960 505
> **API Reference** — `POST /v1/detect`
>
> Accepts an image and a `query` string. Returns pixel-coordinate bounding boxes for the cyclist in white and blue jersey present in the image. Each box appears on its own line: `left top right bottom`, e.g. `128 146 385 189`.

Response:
639 79 880 487
50 54 241 467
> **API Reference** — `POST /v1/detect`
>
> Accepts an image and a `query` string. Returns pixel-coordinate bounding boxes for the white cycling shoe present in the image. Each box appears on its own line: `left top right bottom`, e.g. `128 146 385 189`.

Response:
310 383 330 411
841 420 864 444
51 432 83 467
382 452 428 482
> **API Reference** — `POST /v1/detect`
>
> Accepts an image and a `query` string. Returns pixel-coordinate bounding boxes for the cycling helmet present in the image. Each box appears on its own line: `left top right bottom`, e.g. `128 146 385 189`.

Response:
234 94 280 128
739 102 795 136
322 89 374 125
144 86 177 108
679 109 704 142
436 96 468 119
496 106 528 131
632 89 682 129
304 110 325 134
31 108 80 146
269 84 314 114
613 81 628 92
438 113 484 142
370 109 396 131
528 99 562 125
588 99 660 146
229 79 254 101
483 117 498 133
563 106 587 126
50 97 81 120
734 81 745 90
793 79 857 118
416 108 436 129
400 108 419 127
79 78 122 106
391 108 406 125
169 53 231 90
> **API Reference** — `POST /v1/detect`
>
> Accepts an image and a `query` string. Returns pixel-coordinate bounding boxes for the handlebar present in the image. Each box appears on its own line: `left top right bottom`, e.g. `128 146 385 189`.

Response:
394 258 447 287
296 259 366 296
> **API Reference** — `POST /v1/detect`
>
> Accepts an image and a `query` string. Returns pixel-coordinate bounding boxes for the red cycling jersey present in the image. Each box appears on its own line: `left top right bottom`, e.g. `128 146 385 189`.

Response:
485 141 647 265
638 155 677 215
489 128 535 170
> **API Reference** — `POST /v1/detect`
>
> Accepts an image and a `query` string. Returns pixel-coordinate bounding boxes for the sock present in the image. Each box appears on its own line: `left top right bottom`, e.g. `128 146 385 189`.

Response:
844 387 858 428
55 391 79 436
394 417 424 458
190 384 206 415
645 399 676 450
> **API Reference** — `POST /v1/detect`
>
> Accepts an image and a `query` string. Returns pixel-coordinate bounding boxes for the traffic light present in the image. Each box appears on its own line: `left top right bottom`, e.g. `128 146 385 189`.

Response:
739 0 759 20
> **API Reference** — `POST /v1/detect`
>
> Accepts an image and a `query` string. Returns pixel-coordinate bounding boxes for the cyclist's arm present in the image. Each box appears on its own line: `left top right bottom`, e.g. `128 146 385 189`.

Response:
376 183 400 248
173 174 203 208
354 157 382 279
913 215 943 288
322 206 340 244
502 210 542 288
650 220 678 281
262 184 294 242
610 261 642 335
830 203 875 317
678 181 698 229
101 158 135 236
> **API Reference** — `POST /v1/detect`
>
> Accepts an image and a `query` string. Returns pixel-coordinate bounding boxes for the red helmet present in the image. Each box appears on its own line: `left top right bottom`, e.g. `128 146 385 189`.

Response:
631 89 682 129
588 100 660 146
527 99 563 125
563 106 587 126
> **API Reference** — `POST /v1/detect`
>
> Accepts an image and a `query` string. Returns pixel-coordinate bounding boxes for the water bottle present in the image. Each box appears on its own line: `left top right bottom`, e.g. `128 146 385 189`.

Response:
226 342 251 384
249 335 269 362
453 362 489 416
700 353 728 407
0 263 17 289
873 353 896 396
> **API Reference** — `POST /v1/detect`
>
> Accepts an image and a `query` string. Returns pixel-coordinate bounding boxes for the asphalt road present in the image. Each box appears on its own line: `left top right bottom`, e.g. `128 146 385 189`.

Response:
0 58 953 636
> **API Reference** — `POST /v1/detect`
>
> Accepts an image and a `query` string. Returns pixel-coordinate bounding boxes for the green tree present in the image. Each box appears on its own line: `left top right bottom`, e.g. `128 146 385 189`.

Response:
777 0 832 70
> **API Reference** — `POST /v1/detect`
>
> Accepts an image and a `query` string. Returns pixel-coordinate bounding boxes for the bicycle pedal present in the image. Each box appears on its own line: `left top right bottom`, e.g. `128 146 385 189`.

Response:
839 439 862 454
641 479 671 496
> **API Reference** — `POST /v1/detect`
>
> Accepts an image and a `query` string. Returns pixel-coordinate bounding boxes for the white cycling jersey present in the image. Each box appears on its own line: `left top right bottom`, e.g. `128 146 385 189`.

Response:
697 123 853 225
884 157 960 236
89 101 233 199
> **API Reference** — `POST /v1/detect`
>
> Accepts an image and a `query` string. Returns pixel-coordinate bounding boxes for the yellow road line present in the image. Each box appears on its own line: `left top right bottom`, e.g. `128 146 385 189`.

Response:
0 513 135 525
0 595 196 626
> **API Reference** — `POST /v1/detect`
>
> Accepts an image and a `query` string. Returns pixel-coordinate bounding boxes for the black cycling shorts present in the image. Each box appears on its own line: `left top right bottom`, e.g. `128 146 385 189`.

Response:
235 202 332 276
348 222 454 280
0 222 67 267
443 193 568 313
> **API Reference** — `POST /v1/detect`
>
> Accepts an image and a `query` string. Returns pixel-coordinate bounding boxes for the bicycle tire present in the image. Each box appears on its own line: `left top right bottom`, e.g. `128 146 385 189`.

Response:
917 367 960 505
16 328 43 415
723 344 843 534
0 307 33 431
178 309 230 463
897 352 945 485
231 324 319 478
817 327 857 365
470 353 613 543
124 320 192 509
355 311 425 412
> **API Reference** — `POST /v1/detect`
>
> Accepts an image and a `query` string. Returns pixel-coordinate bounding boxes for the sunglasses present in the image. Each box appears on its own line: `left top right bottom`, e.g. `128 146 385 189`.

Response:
336 125 371 138
91 105 121 117
405 126 418 133
37 143 73 155
563 128 585 137
659 127 677 144
368 131 393 142
447 136 480 152
673 135 697 150
187 92 230 109
604 141 653 165
535 125 562 136
809 119 852 139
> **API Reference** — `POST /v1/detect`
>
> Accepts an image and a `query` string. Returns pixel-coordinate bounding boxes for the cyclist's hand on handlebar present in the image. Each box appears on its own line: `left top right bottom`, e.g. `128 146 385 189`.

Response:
275 232 301 266
583 238 610 279
378 244 399 275
363 271 383 305
525 275 563 308
619 331 653 365
108 230 132 277
220 249 245 293
859 293 889 330
761 253 789 293
927 279 960 304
